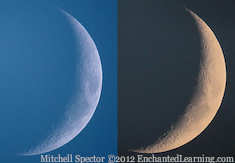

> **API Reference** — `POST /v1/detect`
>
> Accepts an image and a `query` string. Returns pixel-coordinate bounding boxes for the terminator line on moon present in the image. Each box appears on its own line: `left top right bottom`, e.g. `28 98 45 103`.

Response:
19 8 103 156
134 8 226 153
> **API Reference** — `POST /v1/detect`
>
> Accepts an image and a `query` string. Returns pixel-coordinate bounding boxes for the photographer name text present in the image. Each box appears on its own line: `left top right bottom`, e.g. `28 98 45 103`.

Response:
41 154 105 163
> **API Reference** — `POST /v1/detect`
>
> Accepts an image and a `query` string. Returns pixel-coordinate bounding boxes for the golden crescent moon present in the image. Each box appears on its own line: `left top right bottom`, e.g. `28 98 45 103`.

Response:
134 8 226 153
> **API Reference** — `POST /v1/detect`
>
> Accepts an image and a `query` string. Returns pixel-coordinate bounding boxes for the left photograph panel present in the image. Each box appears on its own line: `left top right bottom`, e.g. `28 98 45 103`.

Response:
0 1 117 162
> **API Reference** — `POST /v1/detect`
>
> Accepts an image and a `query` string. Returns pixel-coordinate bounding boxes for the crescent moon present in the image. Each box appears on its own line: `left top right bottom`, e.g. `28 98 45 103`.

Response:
134 8 226 153
19 8 102 156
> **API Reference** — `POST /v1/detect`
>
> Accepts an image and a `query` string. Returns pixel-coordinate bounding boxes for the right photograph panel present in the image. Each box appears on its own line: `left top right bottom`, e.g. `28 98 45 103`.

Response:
118 0 235 160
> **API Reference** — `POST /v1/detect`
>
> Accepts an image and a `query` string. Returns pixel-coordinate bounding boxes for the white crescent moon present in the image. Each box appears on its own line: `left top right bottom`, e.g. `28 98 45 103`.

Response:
19 8 102 156
134 8 226 153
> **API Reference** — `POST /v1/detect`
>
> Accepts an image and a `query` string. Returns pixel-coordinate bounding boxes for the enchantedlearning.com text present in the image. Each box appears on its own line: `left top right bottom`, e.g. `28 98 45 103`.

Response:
109 154 234 163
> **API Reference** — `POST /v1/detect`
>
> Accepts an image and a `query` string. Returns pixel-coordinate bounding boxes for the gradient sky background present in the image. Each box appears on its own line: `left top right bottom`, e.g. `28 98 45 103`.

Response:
0 0 117 162
119 0 235 159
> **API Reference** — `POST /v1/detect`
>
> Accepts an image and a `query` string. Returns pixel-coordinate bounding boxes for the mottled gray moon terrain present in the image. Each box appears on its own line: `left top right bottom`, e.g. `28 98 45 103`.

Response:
118 7 226 153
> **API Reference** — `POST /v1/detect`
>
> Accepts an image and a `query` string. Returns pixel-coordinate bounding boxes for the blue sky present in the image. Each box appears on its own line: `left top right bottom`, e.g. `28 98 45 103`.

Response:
0 1 117 162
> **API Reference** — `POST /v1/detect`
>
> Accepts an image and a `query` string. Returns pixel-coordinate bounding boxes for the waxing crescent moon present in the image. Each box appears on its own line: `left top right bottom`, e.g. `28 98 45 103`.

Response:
134 8 226 153
19 8 102 156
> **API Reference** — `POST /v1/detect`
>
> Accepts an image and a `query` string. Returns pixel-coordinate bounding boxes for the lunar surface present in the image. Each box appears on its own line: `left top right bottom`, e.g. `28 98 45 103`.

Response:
134 8 226 153
19 9 102 156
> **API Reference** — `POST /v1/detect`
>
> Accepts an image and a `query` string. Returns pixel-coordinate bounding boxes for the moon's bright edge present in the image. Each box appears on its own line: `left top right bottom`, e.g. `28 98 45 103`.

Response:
134 8 226 153
18 8 102 156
